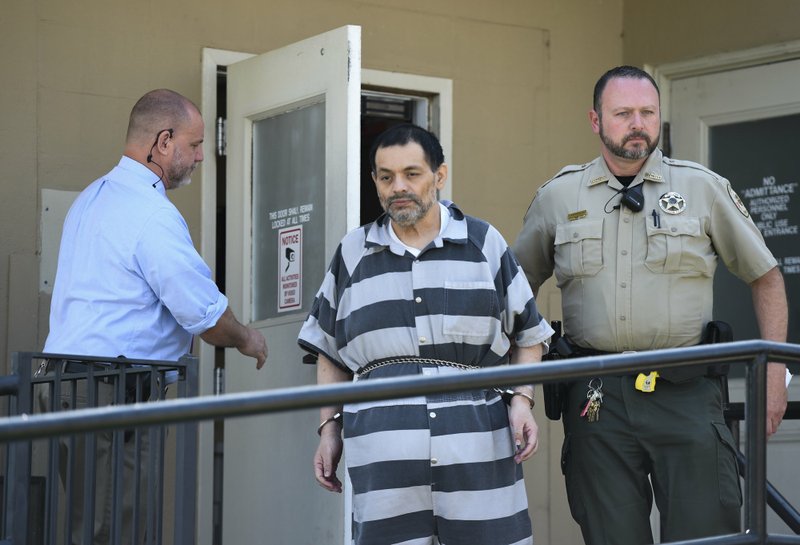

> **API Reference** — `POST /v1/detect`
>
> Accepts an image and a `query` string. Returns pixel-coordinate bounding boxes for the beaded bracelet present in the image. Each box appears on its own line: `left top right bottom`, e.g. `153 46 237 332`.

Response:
317 412 343 436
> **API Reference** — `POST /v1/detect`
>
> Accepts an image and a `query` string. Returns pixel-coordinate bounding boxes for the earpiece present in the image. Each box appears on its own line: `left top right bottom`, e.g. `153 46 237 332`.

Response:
146 128 174 164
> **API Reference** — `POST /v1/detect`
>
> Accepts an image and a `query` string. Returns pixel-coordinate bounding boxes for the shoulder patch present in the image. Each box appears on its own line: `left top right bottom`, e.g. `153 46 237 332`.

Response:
727 184 750 217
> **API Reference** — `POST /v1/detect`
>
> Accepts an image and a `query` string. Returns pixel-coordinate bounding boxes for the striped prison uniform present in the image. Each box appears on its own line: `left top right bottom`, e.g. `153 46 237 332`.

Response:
299 201 553 545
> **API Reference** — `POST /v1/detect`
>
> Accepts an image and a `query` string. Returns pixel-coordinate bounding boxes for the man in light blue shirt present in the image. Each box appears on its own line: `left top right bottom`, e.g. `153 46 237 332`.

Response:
42 89 267 545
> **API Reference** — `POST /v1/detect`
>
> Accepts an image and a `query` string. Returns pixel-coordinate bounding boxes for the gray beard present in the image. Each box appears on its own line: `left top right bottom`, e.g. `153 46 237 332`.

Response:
600 129 659 160
384 192 435 227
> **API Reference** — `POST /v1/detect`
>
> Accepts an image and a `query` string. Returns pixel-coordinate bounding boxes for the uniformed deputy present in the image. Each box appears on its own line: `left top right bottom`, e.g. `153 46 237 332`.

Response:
512 65 789 545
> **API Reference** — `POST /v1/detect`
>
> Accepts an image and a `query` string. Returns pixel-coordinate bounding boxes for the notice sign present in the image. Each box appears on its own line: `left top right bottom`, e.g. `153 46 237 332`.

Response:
278 226 302 312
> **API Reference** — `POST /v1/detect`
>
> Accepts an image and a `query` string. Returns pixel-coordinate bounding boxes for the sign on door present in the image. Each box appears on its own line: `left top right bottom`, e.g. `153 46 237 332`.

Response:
278 225 302 312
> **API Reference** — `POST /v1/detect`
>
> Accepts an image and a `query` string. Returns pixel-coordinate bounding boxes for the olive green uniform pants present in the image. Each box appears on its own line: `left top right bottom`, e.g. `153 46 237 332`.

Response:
562 375 741 545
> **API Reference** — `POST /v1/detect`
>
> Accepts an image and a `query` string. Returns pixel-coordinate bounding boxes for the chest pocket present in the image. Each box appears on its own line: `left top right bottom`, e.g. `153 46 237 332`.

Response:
442 281 496 336
644 216 714 275
554 218 604 280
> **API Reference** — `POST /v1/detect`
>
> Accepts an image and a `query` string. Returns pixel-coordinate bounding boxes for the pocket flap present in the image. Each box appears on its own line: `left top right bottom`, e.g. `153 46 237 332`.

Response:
646 216 701 238
555 218 604 246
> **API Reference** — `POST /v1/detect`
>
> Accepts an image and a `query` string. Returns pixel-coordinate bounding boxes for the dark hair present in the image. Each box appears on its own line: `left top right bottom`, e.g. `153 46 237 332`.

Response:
369 123 445 173
593 66 660 114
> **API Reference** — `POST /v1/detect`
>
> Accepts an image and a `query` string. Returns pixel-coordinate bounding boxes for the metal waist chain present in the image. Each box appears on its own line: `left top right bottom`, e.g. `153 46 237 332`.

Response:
356 356 479 377
355 356 533 409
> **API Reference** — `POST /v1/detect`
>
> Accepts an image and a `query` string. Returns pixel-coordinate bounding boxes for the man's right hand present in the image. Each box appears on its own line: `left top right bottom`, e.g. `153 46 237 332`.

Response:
238 327 268 369
200 307 268 369
314 432 343 493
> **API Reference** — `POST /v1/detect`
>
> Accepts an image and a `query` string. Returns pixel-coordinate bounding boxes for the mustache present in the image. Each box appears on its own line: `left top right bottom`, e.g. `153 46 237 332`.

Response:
386 193 423 207
623 131 651 145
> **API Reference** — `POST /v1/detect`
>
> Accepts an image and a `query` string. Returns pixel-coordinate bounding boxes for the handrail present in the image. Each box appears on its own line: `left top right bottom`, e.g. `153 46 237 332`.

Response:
2 341 800 545
0 341 798 441
727 402 800 421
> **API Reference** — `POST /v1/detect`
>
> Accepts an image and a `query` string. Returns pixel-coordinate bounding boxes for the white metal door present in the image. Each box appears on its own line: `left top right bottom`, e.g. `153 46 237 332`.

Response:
669 58 800 536
223 26 361 544
669 60 800 342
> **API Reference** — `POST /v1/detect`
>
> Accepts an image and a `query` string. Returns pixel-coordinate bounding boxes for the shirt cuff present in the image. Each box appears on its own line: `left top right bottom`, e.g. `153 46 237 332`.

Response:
186 292 229 335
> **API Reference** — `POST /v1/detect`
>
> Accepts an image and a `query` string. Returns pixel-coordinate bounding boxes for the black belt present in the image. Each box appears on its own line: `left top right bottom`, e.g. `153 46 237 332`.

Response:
62 361 113 374
567 345 725 383
53 361 117 384
49 360 156 402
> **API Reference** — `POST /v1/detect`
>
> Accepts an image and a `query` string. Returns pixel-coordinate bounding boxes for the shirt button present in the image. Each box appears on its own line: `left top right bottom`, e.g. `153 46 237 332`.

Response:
415 296 422 303
573 232 579 238
420 336 427 344
620 316 627 321
671 227 678 232
621 250 628 256
620 282 627 288
431 458 439 465
430 412 437 418
623 217 630 223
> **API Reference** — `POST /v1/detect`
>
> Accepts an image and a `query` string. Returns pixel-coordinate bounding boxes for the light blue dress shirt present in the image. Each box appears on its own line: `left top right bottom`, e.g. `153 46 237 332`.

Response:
44 156 228 364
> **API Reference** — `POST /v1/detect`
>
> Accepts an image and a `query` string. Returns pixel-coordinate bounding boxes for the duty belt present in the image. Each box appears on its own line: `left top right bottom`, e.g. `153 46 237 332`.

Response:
565 344 726 383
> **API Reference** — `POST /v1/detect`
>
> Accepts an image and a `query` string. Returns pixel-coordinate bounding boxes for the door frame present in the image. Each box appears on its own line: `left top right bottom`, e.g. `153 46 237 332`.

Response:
651 39 800 126
361 68 453 201
199 49 454 322
197 47 453 545
201 50 454 278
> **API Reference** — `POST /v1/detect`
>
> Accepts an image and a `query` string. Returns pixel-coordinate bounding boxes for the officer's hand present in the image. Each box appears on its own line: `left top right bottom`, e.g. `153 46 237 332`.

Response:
766 362 788 437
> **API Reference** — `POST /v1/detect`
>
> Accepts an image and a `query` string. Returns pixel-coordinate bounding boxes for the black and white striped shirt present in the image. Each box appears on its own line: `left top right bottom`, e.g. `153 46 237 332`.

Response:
298 201 552 371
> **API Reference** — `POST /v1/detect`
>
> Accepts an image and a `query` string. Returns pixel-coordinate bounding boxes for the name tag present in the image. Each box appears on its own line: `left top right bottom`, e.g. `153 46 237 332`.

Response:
567 210 587 221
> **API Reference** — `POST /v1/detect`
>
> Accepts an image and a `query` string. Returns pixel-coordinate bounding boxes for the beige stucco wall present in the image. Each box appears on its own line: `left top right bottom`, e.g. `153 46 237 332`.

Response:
623 0 800 68
1 2 40 360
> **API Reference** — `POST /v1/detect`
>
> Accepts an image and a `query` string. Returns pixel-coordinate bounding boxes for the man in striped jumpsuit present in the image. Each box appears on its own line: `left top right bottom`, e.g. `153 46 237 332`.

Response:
298 124 553 545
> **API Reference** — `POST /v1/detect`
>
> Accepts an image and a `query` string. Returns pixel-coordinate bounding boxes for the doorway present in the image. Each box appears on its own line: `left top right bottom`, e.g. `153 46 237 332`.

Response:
360 89 435 224
199 43 453 545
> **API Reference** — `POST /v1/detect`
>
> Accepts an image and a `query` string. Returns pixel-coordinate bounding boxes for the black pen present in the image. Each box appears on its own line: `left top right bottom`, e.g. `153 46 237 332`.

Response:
651 209 660 228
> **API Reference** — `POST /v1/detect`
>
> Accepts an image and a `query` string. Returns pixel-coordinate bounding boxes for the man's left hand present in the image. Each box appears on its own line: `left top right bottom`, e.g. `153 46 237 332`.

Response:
508 398 538 463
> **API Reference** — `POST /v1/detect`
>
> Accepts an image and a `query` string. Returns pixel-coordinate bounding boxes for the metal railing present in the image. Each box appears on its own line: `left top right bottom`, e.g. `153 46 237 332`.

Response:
723 398 800 536
0 341 799 544
0 353 199 545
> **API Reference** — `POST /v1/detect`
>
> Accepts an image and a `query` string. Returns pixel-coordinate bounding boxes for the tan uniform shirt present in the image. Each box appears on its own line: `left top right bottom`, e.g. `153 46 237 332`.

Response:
513 149 777 352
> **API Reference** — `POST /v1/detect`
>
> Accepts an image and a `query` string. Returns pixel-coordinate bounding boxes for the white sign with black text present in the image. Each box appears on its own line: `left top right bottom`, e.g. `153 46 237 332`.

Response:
278 225 302 312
